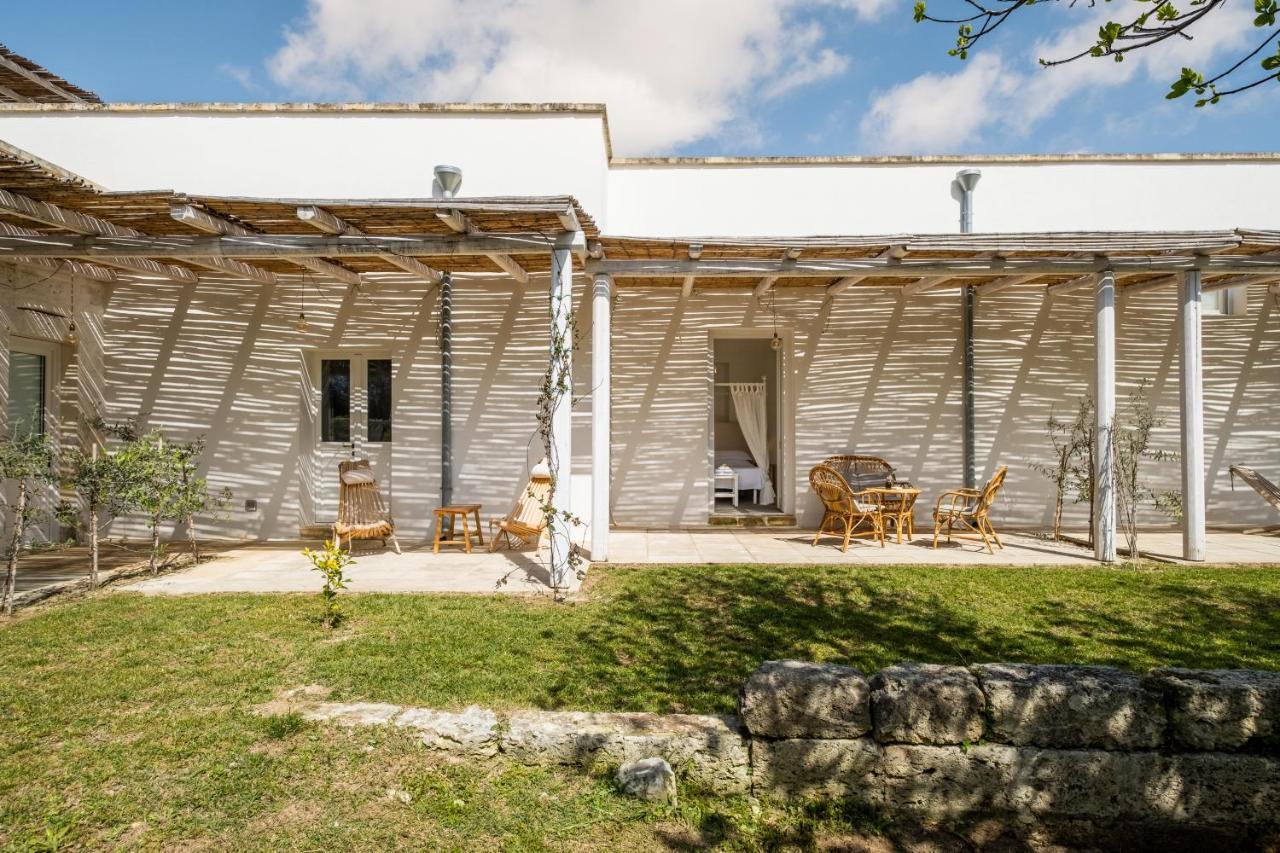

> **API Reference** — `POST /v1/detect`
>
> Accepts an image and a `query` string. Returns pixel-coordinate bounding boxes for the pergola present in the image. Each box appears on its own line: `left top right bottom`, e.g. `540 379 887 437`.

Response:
1 139 1278 582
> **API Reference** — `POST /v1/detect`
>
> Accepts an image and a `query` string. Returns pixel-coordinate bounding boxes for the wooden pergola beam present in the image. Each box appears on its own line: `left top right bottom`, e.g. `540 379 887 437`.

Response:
0 187 198 283
297 205 442 283
435 208 529 284
826 276 865 295
172 204 361 287
903 276 954 296
1046 272 1100 297
975 274 1040 296
0 221 116 282
1203 273 1279 293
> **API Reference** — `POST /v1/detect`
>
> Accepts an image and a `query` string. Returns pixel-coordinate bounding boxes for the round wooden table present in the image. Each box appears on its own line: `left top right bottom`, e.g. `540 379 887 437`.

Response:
869 486 921 544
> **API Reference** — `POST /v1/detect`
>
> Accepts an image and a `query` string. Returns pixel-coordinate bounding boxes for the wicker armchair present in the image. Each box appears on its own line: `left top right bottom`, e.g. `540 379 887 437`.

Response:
932 466 1008 554
810 464 886 551
333 459 401 553
822 455 897 491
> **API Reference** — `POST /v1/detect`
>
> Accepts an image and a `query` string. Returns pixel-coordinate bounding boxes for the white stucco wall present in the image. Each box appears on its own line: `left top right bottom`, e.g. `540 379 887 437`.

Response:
0 107 610 218
606 160 1280 236
608 282 1280 533
95 266 599 543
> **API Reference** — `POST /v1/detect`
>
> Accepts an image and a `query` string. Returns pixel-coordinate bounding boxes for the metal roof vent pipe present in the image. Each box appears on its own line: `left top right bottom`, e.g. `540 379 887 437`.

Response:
956 168 982 234
434 164 463 199
956 167 982 491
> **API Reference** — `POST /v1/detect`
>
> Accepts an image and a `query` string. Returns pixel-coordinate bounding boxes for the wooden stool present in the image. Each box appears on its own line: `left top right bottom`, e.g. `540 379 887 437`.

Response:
433 504 483 553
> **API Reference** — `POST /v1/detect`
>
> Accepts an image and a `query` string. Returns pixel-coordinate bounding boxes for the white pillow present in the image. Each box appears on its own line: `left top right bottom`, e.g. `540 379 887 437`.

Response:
716 450 754 465
341 469 376 485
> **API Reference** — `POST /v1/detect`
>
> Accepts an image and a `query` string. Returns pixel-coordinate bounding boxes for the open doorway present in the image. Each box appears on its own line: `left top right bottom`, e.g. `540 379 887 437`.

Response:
711 337 781 517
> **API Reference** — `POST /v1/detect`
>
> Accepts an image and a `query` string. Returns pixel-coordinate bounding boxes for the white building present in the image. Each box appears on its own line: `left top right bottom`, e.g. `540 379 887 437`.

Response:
0 90 1277 580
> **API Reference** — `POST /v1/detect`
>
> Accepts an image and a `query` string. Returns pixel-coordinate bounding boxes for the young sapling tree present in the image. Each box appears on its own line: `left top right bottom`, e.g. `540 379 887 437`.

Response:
67 446 135 588
0 433 57 614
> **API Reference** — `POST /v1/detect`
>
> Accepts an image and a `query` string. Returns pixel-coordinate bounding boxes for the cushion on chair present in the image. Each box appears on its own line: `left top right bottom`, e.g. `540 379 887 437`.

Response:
341 469 377 485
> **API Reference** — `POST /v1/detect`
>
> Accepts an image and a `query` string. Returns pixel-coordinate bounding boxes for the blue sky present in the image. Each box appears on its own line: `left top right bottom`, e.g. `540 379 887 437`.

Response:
4 0 1276 157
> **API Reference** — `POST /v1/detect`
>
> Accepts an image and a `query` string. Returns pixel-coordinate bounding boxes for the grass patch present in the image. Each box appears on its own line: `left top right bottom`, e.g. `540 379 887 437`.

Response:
1 562 1278 847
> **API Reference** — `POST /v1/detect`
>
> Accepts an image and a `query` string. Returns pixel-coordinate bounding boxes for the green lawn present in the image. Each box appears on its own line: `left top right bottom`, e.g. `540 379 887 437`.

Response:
2 563 1279 849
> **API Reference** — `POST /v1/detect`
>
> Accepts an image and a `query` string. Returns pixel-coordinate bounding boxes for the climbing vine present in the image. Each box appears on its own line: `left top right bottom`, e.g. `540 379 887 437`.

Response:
535 291 584 596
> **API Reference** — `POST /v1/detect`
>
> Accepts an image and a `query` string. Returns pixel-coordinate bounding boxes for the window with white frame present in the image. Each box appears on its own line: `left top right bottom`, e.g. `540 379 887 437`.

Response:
1204 285 1248 317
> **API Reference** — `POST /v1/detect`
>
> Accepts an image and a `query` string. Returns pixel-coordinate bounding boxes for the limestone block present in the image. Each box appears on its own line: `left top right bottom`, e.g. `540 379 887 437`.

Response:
976 663 1165 750
740 660 871 739
751 737 882 801
395 706 500 757
1148 668 1280 751
502 711 750 794
871 664 985 745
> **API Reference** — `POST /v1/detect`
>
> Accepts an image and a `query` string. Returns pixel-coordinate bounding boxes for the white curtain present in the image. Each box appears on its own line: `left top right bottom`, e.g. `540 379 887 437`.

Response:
729 382 776 505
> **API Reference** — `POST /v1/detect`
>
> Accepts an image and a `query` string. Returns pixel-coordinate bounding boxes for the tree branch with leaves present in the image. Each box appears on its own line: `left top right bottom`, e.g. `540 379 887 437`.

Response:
915 0 1280 105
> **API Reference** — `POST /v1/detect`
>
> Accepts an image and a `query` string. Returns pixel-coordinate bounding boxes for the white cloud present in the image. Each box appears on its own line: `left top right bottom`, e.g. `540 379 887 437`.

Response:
859 3 1257 152
268 0 878 155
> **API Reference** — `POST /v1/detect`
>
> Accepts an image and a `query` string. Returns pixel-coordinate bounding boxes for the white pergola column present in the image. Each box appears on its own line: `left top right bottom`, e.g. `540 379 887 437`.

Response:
591 272 612 562
547 232 578 589
1179 270 1207 561
1095 270 1117 563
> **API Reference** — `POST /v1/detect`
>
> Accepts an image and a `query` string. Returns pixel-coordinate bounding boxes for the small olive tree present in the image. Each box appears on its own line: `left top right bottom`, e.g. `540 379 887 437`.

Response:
1114 382 1180 562
0 433 58 615
168 437 231 565
118 430 183 574
1032 395 1096 543
67 446 136 588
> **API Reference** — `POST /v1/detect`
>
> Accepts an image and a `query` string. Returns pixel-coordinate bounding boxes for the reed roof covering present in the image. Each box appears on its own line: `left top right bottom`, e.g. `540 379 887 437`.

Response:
0 136 1275 292
0 45 101 104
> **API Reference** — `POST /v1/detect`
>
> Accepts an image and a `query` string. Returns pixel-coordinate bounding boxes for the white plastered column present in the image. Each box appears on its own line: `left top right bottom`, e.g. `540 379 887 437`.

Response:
548 231 582 589
1179 270 1206 561
591 272 612 562
1095 270 1117 563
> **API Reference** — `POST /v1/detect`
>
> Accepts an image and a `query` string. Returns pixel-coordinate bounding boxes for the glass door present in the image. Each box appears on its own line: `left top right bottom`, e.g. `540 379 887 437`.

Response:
8 340 60 543
311 352 394 523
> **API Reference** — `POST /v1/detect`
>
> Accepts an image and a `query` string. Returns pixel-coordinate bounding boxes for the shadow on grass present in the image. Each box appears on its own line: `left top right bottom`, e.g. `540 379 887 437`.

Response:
542 565 1280 714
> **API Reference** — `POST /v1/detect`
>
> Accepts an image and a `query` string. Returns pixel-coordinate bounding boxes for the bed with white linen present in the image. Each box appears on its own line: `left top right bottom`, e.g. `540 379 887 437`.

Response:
715 450 767 504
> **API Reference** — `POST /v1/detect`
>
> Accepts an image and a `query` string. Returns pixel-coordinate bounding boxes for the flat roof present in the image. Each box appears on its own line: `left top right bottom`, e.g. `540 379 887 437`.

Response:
3 103 1276 166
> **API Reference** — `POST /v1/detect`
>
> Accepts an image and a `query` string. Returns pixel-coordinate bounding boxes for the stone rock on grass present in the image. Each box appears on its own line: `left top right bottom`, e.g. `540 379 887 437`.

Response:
740 660 871 739
871 664 985 745
502 711 750 794
615 757 677 802
976 663 1165 750
302 702 402 727
751 737 882 801
1147 668 1280 752
395 706 500 757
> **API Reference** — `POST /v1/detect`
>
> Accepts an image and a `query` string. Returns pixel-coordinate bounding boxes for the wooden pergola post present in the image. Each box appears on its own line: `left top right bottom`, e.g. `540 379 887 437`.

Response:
591 272 612 562
1179 270 1207 561
1095 270 1117 563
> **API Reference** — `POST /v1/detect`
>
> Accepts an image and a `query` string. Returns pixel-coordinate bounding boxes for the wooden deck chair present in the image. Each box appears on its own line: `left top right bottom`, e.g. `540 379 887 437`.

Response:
489 463 554 552
333 459 401 553
810 464 886 551
1229 465 1280 518
932 466 1008 554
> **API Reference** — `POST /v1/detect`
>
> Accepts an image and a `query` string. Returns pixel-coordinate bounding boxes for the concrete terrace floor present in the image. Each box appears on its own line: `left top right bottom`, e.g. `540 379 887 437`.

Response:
113 529 1280 596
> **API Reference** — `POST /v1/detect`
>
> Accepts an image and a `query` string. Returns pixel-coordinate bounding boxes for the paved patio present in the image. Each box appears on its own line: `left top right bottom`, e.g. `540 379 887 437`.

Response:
113 528 1280 597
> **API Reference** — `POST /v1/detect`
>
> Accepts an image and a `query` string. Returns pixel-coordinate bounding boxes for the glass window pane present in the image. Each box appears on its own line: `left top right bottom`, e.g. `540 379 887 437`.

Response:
8 352 45 439
367 359 392 443
320 359 350 443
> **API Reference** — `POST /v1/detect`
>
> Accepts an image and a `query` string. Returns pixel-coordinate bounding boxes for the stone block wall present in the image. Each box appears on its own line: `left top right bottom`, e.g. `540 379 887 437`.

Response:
740 660 1280 832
